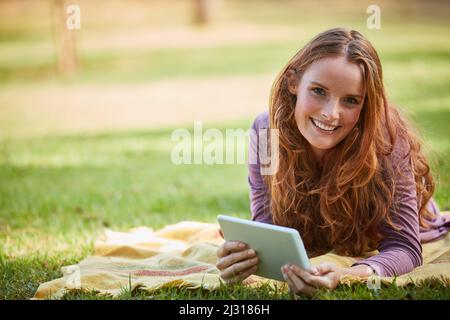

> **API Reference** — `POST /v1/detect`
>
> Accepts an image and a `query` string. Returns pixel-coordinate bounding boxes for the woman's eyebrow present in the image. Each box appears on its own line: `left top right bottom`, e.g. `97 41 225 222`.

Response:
346 93 364 99
310 81 363 98
310 81 329 89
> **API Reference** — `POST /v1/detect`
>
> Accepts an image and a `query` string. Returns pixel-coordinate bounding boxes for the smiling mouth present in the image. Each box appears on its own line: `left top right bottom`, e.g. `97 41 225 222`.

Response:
310 117 341 132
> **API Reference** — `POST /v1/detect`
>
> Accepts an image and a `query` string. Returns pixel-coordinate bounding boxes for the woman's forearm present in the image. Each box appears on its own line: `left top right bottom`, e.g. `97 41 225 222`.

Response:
340 264 375 278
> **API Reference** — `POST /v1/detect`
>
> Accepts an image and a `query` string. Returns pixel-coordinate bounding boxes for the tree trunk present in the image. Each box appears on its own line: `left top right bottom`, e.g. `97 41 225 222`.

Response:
193 0 221 26
53 0 79 76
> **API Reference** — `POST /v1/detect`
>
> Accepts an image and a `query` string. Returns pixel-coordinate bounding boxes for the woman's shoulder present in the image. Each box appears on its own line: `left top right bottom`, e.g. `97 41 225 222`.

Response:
387 131 412 168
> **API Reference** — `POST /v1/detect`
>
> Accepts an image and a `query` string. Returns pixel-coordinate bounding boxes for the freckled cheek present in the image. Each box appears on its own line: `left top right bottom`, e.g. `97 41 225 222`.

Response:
341 109 362 129
294 96 322 126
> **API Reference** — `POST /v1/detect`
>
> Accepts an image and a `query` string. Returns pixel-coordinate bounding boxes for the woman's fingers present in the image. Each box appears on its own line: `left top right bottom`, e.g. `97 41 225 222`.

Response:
282 266 316 297
282 267 296 293
216 241 247 258
219 256 259 281
224 264 258 285
315 263 335 275
289 265 332 289
217 246 255 271
215 240 259 284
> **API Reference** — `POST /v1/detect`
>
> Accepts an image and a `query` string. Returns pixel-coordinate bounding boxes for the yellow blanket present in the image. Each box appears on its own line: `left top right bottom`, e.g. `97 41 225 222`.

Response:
33 217 450 299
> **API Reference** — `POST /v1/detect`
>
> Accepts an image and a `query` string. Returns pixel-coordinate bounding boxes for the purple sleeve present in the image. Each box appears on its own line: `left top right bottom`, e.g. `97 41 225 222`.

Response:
419 200 450 242
248 112 273 224
351 138 423 277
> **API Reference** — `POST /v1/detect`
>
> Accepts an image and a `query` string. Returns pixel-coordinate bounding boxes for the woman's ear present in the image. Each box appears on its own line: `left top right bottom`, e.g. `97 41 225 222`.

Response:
286 69 299 95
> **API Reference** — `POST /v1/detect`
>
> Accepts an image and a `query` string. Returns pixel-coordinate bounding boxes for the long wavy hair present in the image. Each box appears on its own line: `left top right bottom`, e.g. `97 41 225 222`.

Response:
266 28 435 257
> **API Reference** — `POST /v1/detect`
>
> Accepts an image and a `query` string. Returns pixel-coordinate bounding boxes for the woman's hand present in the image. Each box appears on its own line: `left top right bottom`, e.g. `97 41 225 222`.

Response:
216 230 259 284
281 262 343 297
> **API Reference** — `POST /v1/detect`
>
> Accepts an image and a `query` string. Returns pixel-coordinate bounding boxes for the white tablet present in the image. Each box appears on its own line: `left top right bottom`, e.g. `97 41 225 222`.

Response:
217 214 311 281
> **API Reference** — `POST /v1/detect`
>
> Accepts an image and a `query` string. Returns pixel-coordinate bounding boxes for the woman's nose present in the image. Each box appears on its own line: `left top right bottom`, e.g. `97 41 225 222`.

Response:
321 100 340 121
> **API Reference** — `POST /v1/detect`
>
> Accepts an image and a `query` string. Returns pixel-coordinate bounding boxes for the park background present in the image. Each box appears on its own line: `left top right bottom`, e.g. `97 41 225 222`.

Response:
0 0 449 299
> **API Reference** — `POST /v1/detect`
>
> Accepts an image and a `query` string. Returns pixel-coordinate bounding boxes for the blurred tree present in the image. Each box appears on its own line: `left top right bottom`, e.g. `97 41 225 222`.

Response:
192 0 222 25
52 0 79 76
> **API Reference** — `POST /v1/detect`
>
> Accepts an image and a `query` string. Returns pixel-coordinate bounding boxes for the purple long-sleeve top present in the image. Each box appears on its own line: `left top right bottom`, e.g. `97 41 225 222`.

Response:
248 111 450 277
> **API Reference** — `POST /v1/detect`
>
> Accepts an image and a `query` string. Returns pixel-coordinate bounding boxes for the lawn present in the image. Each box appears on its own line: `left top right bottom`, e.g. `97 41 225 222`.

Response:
0 0 449 299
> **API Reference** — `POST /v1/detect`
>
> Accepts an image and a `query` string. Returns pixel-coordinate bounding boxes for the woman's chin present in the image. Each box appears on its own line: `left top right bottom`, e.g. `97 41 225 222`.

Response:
300 128 344 152
306 137 338 151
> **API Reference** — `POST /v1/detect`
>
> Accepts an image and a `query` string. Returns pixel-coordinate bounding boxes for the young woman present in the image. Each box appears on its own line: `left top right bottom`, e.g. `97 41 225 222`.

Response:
216 28 450 296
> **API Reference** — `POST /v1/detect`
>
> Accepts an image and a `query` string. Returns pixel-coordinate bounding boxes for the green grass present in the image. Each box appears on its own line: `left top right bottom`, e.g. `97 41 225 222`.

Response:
1 27 450 85
1 0 449 300
54 279 450 300
0 113 449 299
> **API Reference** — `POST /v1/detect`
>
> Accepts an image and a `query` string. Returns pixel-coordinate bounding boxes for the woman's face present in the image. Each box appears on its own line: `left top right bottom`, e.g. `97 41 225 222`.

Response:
292 56 366 161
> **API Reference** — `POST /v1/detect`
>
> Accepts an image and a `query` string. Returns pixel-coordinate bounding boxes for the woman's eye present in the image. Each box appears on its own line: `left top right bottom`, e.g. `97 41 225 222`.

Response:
312 87 325 96
345 97 358 105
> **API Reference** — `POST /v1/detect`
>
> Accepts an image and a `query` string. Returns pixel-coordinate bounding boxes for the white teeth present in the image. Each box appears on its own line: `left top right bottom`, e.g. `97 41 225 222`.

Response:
312 118 338 131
